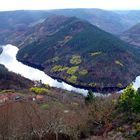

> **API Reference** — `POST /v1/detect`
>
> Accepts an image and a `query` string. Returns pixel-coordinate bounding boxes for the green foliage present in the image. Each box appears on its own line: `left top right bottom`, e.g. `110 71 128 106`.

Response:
40 103 49 110
51 65 68 72
88 82 96 87
66 66 79 75
79 69 88 76
116 127 125 133
115 60 123 67
67 75 77 83
44 84 50 89
90 51 102 56
30 87 49 94
118 84 140 113
70 55 82 65
134 123 140 132
117 83 123 88
85 90 95 103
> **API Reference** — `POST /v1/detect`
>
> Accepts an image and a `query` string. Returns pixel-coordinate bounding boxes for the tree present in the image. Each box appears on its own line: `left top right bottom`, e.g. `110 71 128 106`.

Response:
85 90 95 104
87 95 116 138
118 84 140 114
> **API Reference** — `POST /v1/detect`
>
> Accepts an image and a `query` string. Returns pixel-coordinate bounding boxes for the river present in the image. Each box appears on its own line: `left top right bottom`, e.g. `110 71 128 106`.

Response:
0 44 88 95
0 44 139 96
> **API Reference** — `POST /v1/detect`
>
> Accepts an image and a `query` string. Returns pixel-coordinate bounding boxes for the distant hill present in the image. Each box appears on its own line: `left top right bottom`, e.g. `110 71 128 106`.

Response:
48 9 140 34
121 23 140 47
0 64 33 89
16 16 140 92
0 9 140 45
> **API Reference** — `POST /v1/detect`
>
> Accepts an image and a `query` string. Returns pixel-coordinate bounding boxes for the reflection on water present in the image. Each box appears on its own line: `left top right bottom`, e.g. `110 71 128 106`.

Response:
0 44 88 95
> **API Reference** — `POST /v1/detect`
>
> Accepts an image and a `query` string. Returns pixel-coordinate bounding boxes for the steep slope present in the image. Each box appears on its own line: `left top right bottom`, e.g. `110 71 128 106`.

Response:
121 23 140 47
0 10 51 45
17 16 140 92
0 64 33 89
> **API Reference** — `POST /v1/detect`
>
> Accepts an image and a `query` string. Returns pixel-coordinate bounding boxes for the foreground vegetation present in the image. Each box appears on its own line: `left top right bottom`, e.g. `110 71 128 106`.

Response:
0 83 140 139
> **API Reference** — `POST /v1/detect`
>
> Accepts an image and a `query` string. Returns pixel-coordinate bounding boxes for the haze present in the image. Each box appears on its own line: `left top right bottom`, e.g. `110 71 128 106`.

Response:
0 0 140 11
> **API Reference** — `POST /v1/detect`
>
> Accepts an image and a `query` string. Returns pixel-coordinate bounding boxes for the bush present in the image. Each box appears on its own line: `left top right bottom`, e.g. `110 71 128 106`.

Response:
67 75 77 83
79 69 88 76
51 65 68 72
118 84 140 113
30 87 49 94
70 55 82 65
44 84 50 89
90 51 102 56
85 90 95 104
115 60 123 67
66 66 79 75
40 104 49 110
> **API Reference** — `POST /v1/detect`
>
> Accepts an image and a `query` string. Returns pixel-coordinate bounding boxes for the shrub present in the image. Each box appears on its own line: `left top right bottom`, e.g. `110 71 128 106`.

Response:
70 55 82 65
67 75 77 83
88 82 96 87
67 66 79 75
117 83 123 88
118 84 140 113
90 51 102 56
30 87 49 94
40 104 49 110
85 90 95 104
115 60 123 67
44 84 50 89
51 65 68 72
79 69 88 76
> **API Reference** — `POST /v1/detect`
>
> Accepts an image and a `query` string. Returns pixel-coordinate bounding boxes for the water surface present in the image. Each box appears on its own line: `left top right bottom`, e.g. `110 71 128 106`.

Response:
1 44 139 96
0 44 88 95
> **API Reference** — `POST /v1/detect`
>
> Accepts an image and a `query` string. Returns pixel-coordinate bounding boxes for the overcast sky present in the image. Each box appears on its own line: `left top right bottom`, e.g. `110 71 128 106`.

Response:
0 0 140 11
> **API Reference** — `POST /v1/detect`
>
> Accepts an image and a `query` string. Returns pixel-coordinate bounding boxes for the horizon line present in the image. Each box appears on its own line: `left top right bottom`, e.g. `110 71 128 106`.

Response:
0 7 140 12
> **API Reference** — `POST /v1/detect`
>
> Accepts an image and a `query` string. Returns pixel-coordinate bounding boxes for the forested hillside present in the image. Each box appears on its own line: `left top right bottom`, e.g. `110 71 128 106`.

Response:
16 16 140 92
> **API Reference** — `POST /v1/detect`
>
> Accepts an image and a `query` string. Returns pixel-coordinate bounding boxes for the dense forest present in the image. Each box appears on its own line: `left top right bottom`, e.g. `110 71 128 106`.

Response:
16 16 140 92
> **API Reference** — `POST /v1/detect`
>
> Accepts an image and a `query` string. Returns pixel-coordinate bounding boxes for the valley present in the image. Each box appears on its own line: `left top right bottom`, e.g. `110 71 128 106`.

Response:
1 8 140 140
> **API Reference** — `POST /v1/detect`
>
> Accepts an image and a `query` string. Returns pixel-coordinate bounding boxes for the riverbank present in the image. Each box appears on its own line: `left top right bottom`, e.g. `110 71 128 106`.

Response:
0 44 88 95
0 44 139 95
18 58 125 94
